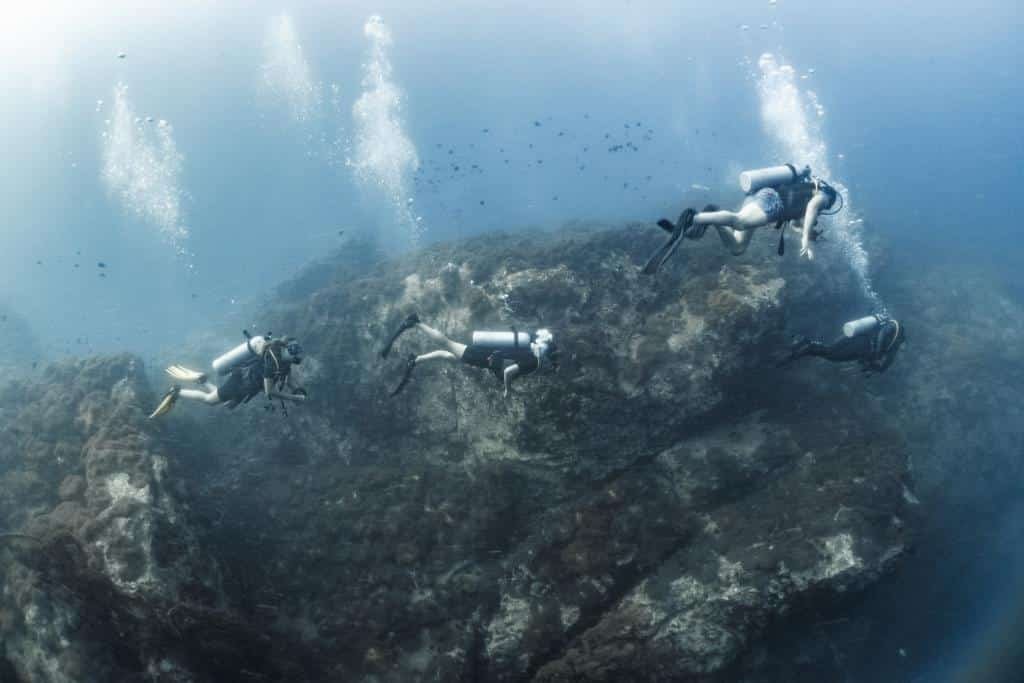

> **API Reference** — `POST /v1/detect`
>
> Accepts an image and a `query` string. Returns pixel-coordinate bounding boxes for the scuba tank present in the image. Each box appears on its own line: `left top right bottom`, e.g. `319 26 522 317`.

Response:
212 332 266 375
739 164 808 194
842 315 882 339
472 330 532 350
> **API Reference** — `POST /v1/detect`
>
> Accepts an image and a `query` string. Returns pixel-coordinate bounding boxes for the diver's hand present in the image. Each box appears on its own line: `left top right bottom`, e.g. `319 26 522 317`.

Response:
294 387 308 398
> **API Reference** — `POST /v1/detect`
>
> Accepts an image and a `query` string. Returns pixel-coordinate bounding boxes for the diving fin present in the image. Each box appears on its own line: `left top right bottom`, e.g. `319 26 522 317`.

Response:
381 313 421 359
642 225 683 275
644 208 695 275
777 230 785 256
390 354 418 397
149 386 181 419
684 206 712 240
775 337 811 368
166 365 207 383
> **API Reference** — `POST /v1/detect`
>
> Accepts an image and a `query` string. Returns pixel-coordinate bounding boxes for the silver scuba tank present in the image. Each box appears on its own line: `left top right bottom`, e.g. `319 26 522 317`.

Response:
471 331 531 350
842 315 882 339
739 165 802 194
212 335 266 375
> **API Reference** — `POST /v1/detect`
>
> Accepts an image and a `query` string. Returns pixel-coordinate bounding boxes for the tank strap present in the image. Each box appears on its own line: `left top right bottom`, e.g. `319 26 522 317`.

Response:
510 326 520 349
882 320 901 354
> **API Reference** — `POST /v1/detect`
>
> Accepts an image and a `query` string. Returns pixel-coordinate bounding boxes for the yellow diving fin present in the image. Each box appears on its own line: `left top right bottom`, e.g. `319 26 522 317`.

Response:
148 386 180 419
165 365 207 383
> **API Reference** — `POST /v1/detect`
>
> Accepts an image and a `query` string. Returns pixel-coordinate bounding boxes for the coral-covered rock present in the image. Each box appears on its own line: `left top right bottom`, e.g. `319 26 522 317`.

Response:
166 225 911 681
0 225 922 681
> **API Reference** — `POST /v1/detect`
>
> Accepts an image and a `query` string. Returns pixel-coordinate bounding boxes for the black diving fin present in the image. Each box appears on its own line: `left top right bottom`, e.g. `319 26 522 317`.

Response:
643 208 696 275
381 313 420 358
390 354 418 397
643 225 683 275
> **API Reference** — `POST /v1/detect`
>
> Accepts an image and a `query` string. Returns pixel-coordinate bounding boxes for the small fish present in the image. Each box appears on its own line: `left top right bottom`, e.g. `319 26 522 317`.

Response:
97 262 106 268
117 52 126 59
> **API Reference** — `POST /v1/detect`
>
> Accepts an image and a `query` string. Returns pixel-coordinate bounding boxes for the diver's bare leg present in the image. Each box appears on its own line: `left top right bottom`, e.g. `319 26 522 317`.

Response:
693 202 768 230
414 349 460 365
414 323 468 358
179 388 221 405
390 348 459 397
696 202 768 255
693 209 743 228
715 225 757 255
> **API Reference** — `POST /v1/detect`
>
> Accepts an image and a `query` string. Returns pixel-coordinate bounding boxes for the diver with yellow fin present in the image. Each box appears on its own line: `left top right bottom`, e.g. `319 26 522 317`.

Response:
777 314 905 375
149 331 307 418
381 313 558 398
644 163 841 273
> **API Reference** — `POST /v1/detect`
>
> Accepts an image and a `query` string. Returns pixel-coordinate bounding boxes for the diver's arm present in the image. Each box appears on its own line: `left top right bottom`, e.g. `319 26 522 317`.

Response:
503 364 521 398
876 350 897 373
264 377 307 402
285 372 308 396
800 192 829 260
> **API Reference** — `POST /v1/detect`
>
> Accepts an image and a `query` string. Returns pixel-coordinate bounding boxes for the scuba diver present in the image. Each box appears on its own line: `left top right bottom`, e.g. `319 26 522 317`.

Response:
777 314 905 374
380 313 558 397
644 163 842 274
149 332 307 418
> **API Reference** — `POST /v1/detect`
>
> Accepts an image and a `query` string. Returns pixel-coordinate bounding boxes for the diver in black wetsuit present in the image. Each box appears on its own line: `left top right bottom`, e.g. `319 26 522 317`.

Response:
381 313 558 397
149 335 307 418
778 316 905 374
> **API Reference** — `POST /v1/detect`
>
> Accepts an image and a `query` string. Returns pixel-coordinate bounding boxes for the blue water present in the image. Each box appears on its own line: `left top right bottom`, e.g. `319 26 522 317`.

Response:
1 2 1022 678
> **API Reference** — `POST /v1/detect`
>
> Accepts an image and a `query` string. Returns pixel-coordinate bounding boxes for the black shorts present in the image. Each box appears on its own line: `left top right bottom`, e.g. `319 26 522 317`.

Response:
460 345 493 369
461 345 539 376
217 366 262 403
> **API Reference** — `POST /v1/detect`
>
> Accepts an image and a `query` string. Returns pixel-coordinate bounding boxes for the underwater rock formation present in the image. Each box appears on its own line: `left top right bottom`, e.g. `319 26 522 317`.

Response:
0 224 913 681
0 356 322 681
